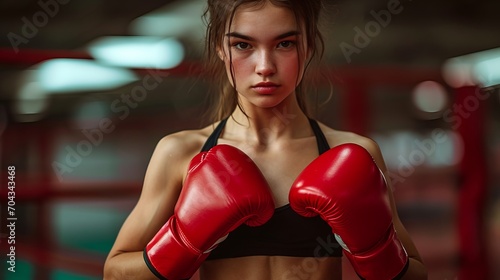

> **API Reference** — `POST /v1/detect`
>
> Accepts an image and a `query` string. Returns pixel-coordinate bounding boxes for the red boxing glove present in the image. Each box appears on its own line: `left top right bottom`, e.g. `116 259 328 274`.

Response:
289 143 408 280
144 144 275 280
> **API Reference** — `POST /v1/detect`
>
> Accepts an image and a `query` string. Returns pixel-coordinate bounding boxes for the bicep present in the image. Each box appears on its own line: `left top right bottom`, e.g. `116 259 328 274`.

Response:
106 136 185 259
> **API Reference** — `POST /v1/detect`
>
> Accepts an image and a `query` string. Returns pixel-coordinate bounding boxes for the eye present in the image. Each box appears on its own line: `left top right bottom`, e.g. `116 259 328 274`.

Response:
232 42 251 50
278 41 295 48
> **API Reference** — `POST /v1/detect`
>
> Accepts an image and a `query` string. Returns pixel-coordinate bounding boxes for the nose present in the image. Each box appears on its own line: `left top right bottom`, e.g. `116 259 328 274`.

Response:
255 50 276 77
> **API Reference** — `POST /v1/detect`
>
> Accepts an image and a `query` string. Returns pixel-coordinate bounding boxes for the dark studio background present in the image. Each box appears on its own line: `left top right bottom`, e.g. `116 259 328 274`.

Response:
0 0 499 279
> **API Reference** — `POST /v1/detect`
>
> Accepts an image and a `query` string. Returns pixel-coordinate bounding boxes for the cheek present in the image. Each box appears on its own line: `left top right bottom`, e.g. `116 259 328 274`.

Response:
227 57 252 82
281 55 303 83
283 56 300 71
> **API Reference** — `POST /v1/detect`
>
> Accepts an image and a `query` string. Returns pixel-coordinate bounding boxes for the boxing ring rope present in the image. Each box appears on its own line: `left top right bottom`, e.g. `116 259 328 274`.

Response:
0 47 489 279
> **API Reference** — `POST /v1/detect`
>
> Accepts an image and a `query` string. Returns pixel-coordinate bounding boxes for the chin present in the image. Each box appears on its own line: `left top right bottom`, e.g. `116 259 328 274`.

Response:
240 89 292 108
253 97 290 109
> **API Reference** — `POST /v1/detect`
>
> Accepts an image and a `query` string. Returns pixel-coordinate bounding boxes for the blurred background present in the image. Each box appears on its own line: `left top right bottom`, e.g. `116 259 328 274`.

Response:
0 0 499 279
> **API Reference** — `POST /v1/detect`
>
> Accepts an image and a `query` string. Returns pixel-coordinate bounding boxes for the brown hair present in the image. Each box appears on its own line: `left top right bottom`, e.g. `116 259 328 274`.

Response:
202 0 326 123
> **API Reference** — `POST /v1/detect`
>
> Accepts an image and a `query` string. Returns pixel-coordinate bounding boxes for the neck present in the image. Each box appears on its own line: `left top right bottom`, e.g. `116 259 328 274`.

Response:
225 95 311 146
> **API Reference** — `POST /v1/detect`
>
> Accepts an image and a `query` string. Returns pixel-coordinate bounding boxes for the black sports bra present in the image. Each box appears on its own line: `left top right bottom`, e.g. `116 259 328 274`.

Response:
203 118 342 259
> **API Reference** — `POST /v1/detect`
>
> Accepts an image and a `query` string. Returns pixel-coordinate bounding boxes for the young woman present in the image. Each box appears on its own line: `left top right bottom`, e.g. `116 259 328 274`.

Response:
103 1 428 279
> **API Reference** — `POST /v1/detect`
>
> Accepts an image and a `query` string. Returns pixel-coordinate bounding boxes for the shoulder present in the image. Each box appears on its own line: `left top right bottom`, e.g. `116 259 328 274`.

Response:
137 123 220 212
316 122 387 171
154 130 204 160
152 123 219 168
143 122 222 189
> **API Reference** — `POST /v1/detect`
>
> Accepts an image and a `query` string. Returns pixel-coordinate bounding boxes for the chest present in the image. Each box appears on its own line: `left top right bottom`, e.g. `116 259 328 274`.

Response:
244 143 320 207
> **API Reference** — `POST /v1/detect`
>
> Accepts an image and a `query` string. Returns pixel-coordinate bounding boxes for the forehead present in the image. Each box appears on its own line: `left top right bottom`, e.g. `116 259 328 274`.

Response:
229 2 298 34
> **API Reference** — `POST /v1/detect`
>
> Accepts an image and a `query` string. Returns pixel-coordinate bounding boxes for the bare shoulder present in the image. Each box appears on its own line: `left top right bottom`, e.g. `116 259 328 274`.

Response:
156 122 221 157
317 122 387 170
155 129 207 163
152 123 218 176
134 122 221 203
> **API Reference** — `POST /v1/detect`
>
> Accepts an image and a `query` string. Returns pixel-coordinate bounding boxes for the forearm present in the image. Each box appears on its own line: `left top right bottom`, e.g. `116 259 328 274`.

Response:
104 251 158 280
400 257 427 280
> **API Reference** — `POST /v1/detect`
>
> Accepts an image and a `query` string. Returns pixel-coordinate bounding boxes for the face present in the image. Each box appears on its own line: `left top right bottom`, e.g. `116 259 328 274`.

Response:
219 2 309 109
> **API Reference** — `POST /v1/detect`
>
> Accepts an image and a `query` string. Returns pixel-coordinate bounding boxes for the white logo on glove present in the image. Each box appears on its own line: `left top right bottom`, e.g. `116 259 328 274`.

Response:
334 233 351 253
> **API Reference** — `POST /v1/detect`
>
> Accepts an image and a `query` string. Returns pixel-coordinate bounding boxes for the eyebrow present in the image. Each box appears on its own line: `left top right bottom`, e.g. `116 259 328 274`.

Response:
225 31 300 41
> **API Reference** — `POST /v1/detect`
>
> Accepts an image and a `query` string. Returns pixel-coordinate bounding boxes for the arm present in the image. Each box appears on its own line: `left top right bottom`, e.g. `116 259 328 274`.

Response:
104 138 275 280
289 135 428 279
103 134 190 280
361 138 427 280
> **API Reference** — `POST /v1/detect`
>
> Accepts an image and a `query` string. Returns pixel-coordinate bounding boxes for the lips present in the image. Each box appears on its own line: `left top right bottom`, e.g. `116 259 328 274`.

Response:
252 82 280 94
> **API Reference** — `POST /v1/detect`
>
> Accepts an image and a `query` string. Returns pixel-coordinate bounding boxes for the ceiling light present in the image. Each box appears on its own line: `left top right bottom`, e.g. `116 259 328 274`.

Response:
36 59 138 93
88 36 184 69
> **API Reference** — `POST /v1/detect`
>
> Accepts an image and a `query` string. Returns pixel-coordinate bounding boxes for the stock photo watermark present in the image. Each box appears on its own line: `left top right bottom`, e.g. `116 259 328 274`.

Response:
7 0 72 53
5 166 18 273
281 234 341 280
51 70 165 181
388 128 449 184
340 0 412 63
388 87 491 185
442 86 490 130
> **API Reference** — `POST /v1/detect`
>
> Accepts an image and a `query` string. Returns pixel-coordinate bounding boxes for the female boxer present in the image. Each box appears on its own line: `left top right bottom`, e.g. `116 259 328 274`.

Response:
103 1 427 279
